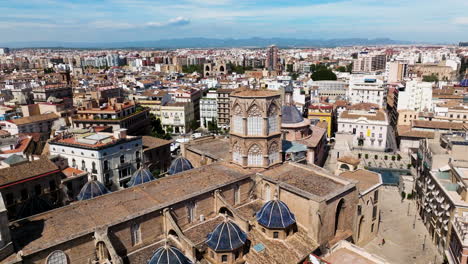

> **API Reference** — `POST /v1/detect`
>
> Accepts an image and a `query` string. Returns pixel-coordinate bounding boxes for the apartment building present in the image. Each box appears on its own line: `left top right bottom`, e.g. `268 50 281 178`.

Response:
349 76 386 108
49 129 142 190
72 98 150 135
200 89 218 128
414 133 468 261
3 113 59 135
397 80 433 111
217 89 234 129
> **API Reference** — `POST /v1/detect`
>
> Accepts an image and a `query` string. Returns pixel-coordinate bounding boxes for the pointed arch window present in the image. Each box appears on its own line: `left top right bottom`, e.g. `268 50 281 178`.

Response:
247 105 262 136
232 142 242 164
268 142 280 165
267 104 278 134
248 144 263 166
232 104 244 134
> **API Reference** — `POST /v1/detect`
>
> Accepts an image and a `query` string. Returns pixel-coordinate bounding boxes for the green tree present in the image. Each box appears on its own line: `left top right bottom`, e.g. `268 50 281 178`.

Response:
182 64 203 74
346 62 353 73
286 64 294 72
189 119 199 132
311 69 337 81
149 114 171 139
422 74 439 82
207 120 220 134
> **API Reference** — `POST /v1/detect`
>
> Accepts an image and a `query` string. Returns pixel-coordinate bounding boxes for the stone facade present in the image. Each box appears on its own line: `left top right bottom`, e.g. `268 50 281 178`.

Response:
229 90 282 169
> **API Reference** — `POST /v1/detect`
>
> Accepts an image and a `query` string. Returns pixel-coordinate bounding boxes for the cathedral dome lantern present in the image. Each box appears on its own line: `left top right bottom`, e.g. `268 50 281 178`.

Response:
168 157 193 175
127 166 155 187
148 244 192 264
205 218 247 264
256 198 296 240
77 179 110 201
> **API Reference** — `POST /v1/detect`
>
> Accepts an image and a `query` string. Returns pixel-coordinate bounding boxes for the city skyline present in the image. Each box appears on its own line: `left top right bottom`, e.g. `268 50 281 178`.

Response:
1 0 467 44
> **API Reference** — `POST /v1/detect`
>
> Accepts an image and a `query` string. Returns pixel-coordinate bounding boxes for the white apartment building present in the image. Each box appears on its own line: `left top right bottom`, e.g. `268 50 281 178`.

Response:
348 76 386 108
385 61 409 83
397 80 433 111
3 113 59 135
200 90 218 128
337 109 389 152
49 129 143 190
312 80 348 99
160 102 194 134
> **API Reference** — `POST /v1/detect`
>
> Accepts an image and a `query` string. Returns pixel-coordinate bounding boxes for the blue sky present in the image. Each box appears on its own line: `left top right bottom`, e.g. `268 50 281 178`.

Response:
0 0 467 43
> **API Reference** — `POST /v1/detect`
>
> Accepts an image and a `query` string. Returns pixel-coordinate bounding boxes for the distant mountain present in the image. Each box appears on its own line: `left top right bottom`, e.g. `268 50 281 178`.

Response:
1 37 413 49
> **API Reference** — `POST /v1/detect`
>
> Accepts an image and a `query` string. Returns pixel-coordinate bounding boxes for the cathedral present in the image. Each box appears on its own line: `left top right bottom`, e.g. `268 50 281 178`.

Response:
0 88 379 264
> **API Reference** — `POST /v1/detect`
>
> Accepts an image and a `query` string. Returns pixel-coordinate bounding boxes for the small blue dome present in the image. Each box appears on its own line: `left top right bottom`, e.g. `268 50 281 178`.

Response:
206 219 247 252
77 180 110 201
127 167 155 187
282 105 304 124
168 157 193 175
256 199 296 229
148 245 192 264
461 79 468 87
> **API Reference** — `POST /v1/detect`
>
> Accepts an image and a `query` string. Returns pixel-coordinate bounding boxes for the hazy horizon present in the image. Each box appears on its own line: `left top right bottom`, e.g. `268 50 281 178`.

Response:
1 0 467 43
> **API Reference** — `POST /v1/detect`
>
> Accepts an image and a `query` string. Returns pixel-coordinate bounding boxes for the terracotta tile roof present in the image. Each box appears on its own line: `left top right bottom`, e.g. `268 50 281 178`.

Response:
340 110 386 121
0 158 59 188
339 169 381 193
397 125 435 139
261 163 347 197
11 162 251 255
412 120 467 130
9 113 59 125
297 126 327 148
337 156 361 166
347 103 380 111
142 136 172 149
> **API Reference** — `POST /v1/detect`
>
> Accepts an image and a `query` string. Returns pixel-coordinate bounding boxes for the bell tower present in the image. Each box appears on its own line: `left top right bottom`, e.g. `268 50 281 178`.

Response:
229 88 282 169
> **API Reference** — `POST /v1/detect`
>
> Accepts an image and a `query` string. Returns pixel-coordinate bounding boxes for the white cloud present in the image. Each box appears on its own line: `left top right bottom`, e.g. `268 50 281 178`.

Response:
453 17 468 25
146 17 190 27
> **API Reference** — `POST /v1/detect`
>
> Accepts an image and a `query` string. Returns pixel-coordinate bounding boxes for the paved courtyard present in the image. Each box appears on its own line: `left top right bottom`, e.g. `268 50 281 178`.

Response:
363 187 443 264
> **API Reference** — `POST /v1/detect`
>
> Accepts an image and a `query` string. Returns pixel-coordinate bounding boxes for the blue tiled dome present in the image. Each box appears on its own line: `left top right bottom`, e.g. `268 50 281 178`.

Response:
127 167 155 187
206 219 247 252
77 180 110 201
282 105 304 124
256 199 296 229
168 157 193 175
461 79 468 87
148 245 192 264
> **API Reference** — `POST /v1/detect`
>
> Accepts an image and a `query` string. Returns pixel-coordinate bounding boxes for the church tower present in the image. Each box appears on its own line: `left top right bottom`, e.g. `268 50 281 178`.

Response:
229 88 282 169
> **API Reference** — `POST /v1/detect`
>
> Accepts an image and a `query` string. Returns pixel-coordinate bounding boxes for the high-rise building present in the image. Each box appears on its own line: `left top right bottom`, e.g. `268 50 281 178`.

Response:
353 53 387 73
0 48 10 55
385 61 409 83
265 45 279 71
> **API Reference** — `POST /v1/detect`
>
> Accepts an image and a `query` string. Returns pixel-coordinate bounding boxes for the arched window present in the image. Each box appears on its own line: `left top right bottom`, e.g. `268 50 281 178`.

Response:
120 155 125 164
92 162 97 173
71 158 76 168
131 223 141 246
136 151 140 160
268 142 280 165
267 104 278 134
232 105 243 134
247 144 262 166
103 160 109 171
81 160 86 170
264 183 271 201
232 142 242 164
247 105 262 136
47 250 68 264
